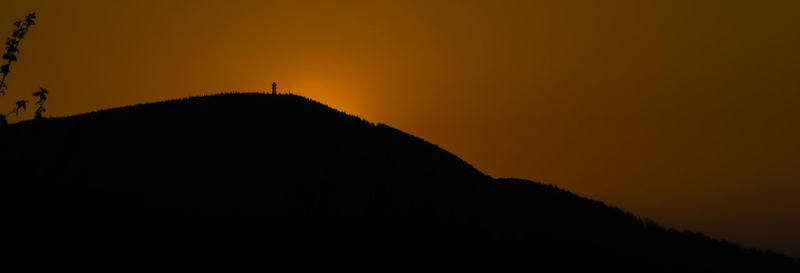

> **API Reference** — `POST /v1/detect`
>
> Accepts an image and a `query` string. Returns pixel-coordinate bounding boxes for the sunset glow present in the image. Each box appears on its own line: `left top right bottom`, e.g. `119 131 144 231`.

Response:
3 0 800 256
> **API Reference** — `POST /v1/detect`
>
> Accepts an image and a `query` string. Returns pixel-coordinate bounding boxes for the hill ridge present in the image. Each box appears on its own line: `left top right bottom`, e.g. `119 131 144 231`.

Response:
0 93 797 272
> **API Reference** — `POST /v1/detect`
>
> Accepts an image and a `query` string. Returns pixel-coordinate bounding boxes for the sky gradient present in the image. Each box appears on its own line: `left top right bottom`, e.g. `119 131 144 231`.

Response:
3 0 800 257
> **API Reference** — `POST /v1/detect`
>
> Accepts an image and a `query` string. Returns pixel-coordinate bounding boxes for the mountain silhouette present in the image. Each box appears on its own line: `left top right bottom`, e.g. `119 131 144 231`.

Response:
0 93 797 272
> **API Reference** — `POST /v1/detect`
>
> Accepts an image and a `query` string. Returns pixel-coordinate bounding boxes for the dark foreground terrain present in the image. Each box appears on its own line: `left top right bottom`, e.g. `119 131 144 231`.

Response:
1 93 797 272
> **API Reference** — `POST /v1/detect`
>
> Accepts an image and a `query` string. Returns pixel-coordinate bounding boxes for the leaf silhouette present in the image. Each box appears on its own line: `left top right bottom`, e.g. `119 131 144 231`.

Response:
33 87 47 96
2 53 17 62
15 100 27 110
33 88 47 103
25 13 36 26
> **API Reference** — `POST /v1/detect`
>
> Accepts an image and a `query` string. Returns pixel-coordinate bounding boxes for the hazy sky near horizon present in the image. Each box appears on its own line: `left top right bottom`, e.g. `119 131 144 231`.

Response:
3 0 800 256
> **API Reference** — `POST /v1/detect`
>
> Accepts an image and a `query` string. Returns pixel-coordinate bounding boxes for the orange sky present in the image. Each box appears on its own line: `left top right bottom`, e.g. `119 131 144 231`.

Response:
3 0 800 257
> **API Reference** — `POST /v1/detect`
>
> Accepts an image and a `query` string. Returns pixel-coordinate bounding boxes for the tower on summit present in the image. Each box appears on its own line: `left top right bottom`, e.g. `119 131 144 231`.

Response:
272 82 277 95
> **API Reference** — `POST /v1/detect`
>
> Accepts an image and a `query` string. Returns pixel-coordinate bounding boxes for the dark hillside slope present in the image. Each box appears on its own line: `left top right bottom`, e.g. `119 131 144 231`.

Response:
0 93 797 272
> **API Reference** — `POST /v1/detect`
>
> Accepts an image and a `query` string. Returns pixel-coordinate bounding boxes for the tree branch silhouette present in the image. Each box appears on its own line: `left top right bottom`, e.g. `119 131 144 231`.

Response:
0 13 35 96
6 99 28 116
0 13 50 126
33 87 47 120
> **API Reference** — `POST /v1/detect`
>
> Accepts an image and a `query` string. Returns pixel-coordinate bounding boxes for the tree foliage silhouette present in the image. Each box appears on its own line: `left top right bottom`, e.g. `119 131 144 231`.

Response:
8 99 28 115
0 12 50 126
1 100 27 126
0 13 35 96
33 87 47 119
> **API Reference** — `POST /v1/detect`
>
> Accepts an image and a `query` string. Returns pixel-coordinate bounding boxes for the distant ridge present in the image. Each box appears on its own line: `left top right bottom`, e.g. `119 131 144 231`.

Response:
0 93 797 272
